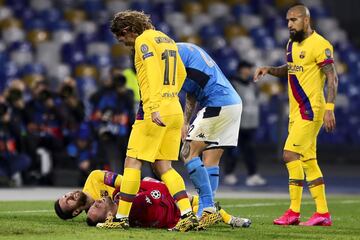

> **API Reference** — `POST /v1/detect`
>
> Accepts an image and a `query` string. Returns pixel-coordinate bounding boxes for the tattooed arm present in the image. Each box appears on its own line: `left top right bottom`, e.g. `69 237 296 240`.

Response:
184 93 197 124
322 63 338 132
181 93 197 141
253 64 288 81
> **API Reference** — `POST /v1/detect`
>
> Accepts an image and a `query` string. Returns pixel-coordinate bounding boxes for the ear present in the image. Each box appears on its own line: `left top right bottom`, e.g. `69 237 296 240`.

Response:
72 209 82 217
304 16 310 25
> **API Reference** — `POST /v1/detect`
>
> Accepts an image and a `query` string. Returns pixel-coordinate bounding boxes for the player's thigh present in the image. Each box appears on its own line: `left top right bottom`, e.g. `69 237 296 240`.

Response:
127 119 167 162
206 104 242 148
284 119 322 156
156 114 183 161
301 120 323 160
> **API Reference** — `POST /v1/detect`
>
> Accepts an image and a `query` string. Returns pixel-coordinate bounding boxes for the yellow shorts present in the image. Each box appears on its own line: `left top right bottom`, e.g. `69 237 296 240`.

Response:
126 114 183 162
284 118 323 160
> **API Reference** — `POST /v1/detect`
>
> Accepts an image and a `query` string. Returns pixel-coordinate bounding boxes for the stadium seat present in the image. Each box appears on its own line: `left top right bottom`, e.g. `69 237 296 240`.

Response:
27 29 50 44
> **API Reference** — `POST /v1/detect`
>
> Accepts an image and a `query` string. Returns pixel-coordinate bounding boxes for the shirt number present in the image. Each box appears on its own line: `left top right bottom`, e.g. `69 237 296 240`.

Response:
162 49 177 85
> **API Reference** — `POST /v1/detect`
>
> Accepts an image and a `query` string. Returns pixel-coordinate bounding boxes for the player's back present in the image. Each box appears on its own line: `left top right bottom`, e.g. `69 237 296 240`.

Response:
177 42 241 108
129 178 180 228
134 30 186 119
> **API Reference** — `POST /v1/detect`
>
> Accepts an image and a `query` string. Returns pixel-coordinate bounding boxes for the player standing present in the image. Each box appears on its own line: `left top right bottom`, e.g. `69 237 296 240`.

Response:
254 4 338 226
106 11 197 231
177 42 247 228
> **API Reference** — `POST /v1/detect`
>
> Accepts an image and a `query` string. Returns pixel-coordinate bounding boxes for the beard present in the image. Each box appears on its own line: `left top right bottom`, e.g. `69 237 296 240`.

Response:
77 191 88 207
289 29 306 42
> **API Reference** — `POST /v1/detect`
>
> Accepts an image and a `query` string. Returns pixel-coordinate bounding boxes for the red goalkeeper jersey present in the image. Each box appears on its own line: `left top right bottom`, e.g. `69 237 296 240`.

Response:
113 177 180 228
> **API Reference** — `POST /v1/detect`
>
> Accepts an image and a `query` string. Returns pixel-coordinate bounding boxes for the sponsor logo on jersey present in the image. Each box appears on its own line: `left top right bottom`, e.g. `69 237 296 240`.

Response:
288 63 304 73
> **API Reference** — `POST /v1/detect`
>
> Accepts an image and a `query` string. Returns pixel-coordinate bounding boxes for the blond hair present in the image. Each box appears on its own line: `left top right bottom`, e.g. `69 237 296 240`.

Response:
110 10 154 36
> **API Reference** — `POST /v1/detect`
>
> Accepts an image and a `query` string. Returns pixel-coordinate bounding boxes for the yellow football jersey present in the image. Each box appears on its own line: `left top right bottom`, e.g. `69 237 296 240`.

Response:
134 29 186 119
82 170 122 200
286 31 334 121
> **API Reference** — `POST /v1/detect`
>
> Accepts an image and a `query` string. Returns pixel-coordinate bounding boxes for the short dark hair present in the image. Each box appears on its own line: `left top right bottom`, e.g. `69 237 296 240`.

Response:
86 216 98 226
54 199 74 220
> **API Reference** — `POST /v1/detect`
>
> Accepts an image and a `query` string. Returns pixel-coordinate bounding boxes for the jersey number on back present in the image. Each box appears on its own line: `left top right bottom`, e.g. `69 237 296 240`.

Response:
162 49 177 85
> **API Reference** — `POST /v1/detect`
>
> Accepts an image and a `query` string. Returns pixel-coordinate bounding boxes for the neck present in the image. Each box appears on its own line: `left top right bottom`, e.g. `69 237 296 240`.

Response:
84 193 94 210
304 28 314 40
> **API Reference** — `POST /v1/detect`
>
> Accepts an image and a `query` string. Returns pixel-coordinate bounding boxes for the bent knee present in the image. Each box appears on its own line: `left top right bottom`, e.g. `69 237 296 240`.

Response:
283 150 300 163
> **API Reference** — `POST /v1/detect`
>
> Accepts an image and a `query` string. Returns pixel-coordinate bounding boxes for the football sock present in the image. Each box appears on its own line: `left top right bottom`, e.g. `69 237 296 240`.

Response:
286 160 304 213
191 195 199 214
206 166 220 198
185 157 214 216
116 168 140 218
303 160 328 213
219 209 232 224
161 168 192 216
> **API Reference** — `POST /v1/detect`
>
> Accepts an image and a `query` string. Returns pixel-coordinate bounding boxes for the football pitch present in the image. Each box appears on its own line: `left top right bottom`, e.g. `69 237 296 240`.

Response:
1 196 360 240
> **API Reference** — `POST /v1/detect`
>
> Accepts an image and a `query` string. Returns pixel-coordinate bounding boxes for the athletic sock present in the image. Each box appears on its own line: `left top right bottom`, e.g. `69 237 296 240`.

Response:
116 168 140 218
303 160 329 213
286 160 304 213
161 168 192 216
185 157 214 216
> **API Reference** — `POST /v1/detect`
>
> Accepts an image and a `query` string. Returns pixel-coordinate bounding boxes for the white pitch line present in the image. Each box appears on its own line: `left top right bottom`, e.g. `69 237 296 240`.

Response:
1 200 359 214
218 199 360 208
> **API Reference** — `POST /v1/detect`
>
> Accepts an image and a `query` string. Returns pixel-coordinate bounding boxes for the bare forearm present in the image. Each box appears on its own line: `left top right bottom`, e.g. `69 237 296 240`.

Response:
268 64 288 78
322 63 338 103
184 94 196 124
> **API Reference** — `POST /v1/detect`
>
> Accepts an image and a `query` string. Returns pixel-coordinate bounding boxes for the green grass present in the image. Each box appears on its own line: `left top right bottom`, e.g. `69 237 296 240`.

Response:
0 196 360 240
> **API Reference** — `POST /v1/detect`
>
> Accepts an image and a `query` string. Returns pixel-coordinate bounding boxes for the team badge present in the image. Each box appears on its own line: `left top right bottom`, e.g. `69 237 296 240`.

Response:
100 190 108 197
299 51 305 59
325 48 332 59
140 44 149 53
150 190 161 199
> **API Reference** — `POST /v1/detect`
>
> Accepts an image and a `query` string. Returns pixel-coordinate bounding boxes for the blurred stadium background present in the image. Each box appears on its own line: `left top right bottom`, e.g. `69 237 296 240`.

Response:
0 0 359 196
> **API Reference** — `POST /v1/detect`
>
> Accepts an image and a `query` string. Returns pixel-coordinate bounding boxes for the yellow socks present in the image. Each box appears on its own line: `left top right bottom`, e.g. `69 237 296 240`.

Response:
303 160 329 213
116 168 140 218
286 160 304 213
219 209 232 224
161 168 192 216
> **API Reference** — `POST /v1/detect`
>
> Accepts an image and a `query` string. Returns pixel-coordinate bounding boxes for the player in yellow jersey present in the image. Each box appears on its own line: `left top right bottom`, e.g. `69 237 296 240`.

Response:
107 10 197 231
54 170 250 229
54 170 122 219
254 4 338 226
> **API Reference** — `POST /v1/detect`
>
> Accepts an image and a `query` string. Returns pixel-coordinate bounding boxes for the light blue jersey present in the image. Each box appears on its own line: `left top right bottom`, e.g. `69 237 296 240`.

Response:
177 42 241 108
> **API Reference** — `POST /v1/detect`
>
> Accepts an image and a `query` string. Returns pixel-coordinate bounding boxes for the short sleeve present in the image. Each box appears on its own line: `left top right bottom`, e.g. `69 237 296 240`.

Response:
314 40 334 68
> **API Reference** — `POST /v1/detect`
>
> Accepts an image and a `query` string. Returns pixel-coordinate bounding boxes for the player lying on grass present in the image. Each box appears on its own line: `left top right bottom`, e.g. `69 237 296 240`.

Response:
88 178 250 229
54 170 250 230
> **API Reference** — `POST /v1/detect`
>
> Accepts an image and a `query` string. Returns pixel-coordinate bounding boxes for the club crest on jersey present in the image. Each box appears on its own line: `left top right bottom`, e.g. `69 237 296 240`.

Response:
299 51 305 59
100 190 109 197
325 48 332 59
150 190 161 199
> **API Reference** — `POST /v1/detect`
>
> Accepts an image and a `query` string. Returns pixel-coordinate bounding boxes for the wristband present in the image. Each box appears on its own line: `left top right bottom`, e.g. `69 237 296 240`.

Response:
325 103 335 111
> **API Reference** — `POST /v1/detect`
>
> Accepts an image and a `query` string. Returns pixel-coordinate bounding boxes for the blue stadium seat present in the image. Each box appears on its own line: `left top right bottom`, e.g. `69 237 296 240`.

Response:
88 54 112 68
61 43 86 66
20 63 46 76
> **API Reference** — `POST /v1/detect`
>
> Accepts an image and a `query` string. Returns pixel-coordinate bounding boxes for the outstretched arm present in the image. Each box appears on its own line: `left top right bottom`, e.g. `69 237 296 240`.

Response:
253 64 288 81
322 63 338 132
